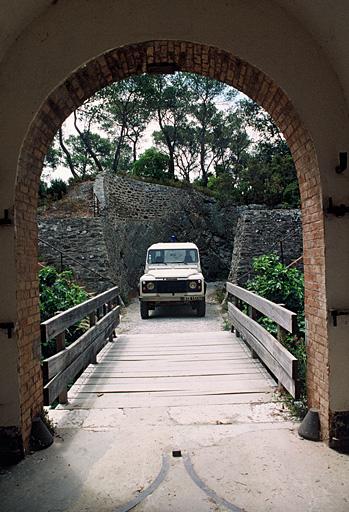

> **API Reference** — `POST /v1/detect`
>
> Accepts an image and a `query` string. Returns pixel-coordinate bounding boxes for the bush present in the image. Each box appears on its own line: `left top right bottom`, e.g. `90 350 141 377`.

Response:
38 178 68 204
47 179 67 200
246 253 304 315
132 147 170 181
39 266 89 358
246 253 307 414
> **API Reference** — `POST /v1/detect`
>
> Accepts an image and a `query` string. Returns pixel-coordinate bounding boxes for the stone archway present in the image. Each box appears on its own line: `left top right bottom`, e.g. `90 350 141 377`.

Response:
15 40 325 453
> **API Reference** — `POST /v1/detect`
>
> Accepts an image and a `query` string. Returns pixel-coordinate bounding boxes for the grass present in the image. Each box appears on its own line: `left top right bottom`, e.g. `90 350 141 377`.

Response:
40 408 55 435
222 317 231 331
279 392 308 420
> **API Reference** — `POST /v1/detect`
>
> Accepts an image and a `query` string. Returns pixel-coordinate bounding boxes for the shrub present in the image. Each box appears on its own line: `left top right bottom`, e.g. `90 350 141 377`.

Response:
246 253 304 315
132 147 170 182
39 266 89 358
246 253 307 415
47 178 67 200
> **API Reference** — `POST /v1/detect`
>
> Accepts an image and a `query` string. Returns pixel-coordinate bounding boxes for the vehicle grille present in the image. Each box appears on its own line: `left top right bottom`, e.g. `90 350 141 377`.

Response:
156 280 188 293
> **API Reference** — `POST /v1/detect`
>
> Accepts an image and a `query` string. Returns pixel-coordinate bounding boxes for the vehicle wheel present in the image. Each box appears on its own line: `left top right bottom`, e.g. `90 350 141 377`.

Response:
140 302 149 319
196 300 206 317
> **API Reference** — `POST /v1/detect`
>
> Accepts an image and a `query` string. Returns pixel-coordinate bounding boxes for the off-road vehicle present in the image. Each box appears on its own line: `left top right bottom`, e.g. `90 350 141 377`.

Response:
139 242 206 319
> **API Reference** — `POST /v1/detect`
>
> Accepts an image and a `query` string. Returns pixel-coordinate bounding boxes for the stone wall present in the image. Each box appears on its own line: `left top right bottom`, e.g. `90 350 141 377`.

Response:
38 177 303 300
229 209 303 285
38 218 112 294
102 175 240 297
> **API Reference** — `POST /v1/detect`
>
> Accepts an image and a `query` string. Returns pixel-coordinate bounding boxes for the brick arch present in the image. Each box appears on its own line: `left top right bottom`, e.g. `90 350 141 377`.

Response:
15 40 326 448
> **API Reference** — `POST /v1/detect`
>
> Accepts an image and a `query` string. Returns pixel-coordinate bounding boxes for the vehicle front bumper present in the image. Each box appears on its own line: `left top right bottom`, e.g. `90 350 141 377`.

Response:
139 293 205 304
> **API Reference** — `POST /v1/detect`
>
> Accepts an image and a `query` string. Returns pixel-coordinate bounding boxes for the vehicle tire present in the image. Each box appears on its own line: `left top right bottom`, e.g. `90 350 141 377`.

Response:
140 302 149 319
196 300 206 317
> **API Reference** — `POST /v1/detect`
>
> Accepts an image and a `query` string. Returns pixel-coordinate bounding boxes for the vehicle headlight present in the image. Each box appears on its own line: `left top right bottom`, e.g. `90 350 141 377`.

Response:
143 281 155 291
189 280 199 290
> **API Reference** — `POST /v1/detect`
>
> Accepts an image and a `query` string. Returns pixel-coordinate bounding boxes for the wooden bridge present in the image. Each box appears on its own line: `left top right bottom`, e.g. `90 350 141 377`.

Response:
41 283 299 411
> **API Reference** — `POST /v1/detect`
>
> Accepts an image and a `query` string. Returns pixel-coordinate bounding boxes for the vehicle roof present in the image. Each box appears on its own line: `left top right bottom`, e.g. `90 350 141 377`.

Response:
148 242 199 250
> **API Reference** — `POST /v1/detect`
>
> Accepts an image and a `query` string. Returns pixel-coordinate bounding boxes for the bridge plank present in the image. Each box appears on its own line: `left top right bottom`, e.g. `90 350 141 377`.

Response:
74 373 267 387
82 367 260 377
69 379 271 394
41 286 119 341
57 329 276 409
226 282 297 333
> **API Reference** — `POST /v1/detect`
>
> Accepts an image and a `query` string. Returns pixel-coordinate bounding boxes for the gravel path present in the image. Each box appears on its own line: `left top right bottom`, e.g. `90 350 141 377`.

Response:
117 282 226 335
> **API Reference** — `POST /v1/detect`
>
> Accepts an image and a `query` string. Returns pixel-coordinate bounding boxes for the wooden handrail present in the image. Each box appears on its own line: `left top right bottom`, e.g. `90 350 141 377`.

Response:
41 286 119 342
226 282 297 333
226 281 299 398
41 286 121 406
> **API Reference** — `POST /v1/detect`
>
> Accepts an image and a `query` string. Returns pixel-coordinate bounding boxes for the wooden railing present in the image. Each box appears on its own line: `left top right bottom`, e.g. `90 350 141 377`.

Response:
41 286 120 406
226 282 299 398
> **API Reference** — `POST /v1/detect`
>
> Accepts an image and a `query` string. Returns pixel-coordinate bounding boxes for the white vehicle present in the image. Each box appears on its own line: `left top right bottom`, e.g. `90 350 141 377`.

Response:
139 242 206 319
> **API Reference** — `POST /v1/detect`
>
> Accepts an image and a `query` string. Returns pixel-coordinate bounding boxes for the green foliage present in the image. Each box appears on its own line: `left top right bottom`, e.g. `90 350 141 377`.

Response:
43 73 300 208
47 179 68 200
39 178 68 204
132 147 170 181
63 132 115 178
247 253 304 314
39 266 89 358
246 254 306 414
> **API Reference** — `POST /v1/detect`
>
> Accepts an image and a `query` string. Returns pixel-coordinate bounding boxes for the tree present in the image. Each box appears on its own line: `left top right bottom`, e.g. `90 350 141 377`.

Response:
211 111 250 180
60 131 114 179
132 147 170 181
241 139 299 206
150 74 191 179
43 73 299 208
97 76 153 171
174 124 200 182
186 74 236 186
237 98 299 205
238 98 281 142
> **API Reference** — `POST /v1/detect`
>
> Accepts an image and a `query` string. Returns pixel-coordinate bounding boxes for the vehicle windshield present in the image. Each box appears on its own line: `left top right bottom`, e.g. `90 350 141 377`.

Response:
148 248 199 265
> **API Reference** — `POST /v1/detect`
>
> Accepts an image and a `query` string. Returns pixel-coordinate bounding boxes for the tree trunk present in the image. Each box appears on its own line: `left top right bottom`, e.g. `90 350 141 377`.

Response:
132 140 137 163
168 146 175 179
199 132 208 186
112 123 126 172
58 127 79 180
158 108 175 179
73 111 104 174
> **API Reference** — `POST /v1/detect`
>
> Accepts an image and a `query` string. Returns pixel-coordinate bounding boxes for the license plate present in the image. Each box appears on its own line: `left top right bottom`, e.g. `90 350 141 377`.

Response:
184 296 200 301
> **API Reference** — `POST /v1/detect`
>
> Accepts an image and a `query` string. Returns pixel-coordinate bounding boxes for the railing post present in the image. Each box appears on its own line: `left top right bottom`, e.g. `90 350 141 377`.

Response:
233 296 240 337
107 301 114 342
277 325 288 392
277 325 288 344
89 311 97 364
56 332 68 404
248 305 258 359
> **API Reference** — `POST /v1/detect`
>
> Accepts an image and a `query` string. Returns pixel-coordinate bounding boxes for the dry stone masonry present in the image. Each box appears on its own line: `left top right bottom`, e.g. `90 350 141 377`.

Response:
229 209 303 284
38 218 112 294
38 176 303 301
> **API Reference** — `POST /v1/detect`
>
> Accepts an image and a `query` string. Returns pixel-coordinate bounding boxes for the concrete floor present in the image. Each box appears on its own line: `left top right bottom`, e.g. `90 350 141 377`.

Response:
1 284 348 511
